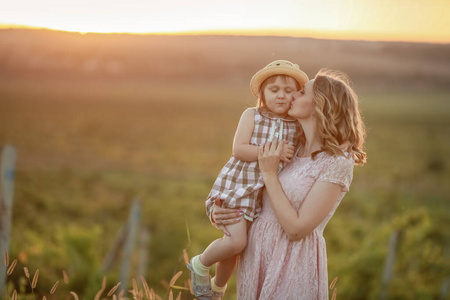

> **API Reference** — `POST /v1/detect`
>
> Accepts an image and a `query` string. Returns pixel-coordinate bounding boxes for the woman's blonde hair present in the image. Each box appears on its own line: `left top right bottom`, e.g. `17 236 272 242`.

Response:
311 69 367 165
257 75 301 108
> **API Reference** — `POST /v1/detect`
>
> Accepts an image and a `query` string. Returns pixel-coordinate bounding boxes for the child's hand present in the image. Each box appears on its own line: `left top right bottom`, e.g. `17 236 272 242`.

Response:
280 141 295 163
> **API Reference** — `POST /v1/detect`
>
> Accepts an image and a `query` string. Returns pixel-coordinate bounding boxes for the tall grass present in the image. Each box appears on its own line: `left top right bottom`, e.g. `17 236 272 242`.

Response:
1 78 449 299
3 248 193 300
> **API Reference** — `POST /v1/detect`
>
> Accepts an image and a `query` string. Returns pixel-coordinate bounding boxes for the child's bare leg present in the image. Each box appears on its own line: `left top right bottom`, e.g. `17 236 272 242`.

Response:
214 219 249 287
200 220 248 267
214 254 238 287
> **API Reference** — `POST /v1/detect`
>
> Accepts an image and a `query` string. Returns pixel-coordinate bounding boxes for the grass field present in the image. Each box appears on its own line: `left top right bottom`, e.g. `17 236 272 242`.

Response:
1 74 449 299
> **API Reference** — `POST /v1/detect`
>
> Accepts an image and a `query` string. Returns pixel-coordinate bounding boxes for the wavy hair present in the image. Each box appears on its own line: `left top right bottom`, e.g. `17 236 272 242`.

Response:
311 69 367 165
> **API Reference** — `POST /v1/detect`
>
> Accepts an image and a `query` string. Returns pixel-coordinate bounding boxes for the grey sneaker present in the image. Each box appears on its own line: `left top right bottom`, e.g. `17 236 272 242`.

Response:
187 258 212 300
211 290 225 300
211 279 226 300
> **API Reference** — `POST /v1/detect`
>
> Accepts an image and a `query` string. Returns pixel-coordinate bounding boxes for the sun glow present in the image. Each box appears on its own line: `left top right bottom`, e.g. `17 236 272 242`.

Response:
1 0 449 43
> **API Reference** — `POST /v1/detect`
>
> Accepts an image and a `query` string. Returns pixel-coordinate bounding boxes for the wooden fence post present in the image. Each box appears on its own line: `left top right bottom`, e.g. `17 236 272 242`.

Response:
102 223 129 273
440 277 449 300
0 146 17 294
137 226 150 280
119 199 141 293
379 230 399 300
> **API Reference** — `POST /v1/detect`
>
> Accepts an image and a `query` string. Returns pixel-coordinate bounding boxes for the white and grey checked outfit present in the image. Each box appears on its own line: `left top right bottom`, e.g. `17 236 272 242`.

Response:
206 108 302 222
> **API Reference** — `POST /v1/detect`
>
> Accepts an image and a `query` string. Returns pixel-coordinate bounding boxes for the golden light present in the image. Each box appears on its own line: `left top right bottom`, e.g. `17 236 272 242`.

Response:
1 0 449 43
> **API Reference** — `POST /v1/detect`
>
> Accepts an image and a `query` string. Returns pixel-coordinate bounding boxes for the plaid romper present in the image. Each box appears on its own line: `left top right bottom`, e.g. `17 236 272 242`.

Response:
206 107 302 222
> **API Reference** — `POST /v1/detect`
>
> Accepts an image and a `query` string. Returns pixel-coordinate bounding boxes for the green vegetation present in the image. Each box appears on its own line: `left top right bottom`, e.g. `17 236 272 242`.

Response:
1 77 449 299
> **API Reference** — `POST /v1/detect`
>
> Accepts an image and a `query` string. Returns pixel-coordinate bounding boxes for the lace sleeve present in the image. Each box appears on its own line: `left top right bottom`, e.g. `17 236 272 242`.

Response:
318 154 354 192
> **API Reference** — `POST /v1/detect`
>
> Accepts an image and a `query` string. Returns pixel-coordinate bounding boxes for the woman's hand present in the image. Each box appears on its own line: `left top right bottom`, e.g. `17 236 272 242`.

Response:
211 196 242 236
258 140 284 180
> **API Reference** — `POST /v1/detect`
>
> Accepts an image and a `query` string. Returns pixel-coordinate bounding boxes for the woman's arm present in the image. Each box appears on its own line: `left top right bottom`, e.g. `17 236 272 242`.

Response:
264 175 342 240
232 108 259 162
259 141 344 241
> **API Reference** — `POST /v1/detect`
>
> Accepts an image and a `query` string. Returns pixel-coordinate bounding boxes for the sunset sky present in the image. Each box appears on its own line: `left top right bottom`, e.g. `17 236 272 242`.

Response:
1 0 449 43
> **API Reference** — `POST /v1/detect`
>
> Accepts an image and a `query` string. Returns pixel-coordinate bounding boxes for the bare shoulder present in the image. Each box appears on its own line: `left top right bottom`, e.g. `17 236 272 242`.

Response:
241 107 256 119
236 108 256 127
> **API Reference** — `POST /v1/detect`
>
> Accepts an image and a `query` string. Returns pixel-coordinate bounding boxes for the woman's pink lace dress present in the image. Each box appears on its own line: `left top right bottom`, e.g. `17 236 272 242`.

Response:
237 152 354 300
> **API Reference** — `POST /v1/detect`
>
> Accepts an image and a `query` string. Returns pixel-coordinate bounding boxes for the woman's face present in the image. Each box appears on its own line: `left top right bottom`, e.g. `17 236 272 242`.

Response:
288 79 315 120
262 76 298 118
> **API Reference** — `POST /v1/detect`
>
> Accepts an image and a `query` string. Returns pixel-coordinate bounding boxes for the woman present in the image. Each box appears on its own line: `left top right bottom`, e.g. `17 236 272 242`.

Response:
211 69 366 299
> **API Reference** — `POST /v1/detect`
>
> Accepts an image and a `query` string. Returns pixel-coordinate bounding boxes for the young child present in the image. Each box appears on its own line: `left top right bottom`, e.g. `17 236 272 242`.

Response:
187 60 308 299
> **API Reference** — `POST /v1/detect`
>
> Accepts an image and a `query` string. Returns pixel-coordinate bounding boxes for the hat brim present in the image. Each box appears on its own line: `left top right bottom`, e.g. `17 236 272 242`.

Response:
250 67 309 98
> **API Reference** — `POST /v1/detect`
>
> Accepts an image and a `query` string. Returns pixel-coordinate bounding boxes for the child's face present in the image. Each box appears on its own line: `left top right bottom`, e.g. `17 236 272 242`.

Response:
262 76 298 118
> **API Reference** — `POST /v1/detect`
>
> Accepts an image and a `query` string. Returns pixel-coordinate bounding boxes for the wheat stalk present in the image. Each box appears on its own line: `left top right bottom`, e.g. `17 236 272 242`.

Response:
94 276 106 300
31 269 39 289
169 271 182 288
169 271 189 291
182 249 189 265
6 259 17 275
329 276 338 289
4 249 8 267
140 276 150 298
150 288 157 300
11 290 17 300
63 270 69 284
50 280 59 294
107 282 121 296
132 277 138 293
132 277 146 300
70 291 79 300
23 266 37 294
331 287 338 300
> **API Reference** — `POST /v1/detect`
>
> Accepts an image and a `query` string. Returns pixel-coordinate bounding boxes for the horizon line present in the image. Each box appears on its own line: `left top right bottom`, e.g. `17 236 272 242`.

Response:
1 24 449 45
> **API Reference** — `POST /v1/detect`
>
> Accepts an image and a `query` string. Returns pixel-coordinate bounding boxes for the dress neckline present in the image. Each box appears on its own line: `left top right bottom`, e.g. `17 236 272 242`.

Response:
294 150 351 160
257 108 298 122
294 148 327 160
294 149 314 160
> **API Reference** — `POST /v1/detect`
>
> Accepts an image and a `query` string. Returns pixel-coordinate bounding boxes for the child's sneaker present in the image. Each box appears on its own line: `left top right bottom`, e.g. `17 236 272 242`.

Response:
187 258 212 300
211 290 225 300
211 277 227 300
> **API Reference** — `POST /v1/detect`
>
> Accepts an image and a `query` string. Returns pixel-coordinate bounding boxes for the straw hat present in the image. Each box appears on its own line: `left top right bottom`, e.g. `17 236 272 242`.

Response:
250 60 309 98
